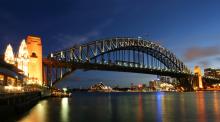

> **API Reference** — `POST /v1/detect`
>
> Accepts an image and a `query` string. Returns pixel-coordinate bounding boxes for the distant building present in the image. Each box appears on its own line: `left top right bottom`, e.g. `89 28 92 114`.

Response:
159 76 171 83
90 82 112 92
204 68 220 78
149 80 161 91
149 79 174 91
149 80 157 88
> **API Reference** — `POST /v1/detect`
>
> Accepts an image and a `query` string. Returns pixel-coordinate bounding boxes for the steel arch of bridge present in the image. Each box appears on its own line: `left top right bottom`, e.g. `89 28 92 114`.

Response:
41 37 220 90
50 37 190 73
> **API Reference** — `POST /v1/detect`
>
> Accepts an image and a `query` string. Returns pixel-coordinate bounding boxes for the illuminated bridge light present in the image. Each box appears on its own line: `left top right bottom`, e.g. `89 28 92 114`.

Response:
50 53 53 58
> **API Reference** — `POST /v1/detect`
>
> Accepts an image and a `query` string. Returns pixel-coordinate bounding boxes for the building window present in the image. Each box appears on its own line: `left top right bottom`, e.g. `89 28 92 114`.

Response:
0 74 4 85
7 77 16 86
31 52 38 58
17 80 22 86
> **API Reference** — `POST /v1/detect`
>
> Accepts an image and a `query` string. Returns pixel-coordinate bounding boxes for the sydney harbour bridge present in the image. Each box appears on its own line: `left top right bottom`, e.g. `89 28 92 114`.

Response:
42 37 220 91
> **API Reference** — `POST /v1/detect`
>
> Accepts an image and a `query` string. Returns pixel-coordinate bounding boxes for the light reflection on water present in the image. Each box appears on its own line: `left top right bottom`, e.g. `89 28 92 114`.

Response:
196 92 206 122
213 92 220 121
18 100 48 122
137 93 143 122
61 98 69 122
156 92 163 122
17 92 220 122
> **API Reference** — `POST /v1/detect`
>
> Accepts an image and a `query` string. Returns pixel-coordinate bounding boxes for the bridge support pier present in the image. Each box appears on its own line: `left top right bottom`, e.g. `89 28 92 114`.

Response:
194 66 203 90
178 77 194 91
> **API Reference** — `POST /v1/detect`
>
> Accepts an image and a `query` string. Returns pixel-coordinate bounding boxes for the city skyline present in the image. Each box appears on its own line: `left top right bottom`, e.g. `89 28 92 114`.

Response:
1 0 220 88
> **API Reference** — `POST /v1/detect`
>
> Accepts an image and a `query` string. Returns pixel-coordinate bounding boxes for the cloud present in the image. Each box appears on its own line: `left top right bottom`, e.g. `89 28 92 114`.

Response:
215 57 220 61
53 19 113 49
56 30 100 45
183 45 220 62
198 60 210 69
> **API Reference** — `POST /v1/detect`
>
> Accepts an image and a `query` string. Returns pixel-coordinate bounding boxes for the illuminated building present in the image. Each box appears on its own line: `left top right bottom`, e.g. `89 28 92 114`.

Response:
149 80 157 88
159 76 174 83
4 44 15 64
149 80 158 90
17 40 29 76
194 66 203 89
26 36 43 85
3 35 43 85
0 57 24 89
204 68 220 78
90 82 112 92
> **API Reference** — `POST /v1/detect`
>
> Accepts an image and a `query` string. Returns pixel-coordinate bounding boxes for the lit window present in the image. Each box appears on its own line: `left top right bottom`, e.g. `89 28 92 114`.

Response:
7 77 16 86
0 74 4 85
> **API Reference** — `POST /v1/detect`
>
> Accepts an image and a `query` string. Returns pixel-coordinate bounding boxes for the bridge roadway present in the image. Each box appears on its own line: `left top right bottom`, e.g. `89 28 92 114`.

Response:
43 58 194 84
43 56 220 89
43 58 192 76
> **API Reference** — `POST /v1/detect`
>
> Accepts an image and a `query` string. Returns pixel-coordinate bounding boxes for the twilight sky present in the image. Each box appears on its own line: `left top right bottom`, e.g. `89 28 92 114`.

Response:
1 0 220 88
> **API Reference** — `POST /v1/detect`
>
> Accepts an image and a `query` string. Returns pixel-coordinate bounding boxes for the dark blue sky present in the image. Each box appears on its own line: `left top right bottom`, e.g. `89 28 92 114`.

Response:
1 0 220 88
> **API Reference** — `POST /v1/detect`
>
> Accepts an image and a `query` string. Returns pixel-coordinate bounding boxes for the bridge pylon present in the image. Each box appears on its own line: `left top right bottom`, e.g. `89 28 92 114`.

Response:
194 66 203 90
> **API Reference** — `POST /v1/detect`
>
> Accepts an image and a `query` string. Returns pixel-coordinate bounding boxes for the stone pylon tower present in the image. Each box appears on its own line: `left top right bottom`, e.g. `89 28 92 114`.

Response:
26 36 43 85
194 66 203 89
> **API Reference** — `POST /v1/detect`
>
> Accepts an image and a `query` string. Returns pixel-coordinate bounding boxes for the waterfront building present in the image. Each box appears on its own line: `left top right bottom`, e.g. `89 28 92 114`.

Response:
90 82 112 92
3 35 43 85
204 68 220 78
149 79 175 91
149 80 157 89
159 82 174 91
0 57 25 92
149 80 161 91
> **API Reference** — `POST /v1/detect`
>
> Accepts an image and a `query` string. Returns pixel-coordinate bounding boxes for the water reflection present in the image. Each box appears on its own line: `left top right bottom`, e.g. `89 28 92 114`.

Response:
16 92 220 122
179 93 186 122
213 92 220 121
137 93 143 122
196 92 206 122
61 98 69 122
156 92 164 122
18 100 48 122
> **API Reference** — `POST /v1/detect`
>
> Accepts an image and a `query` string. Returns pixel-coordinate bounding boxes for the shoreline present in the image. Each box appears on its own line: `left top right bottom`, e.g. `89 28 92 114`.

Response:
0 90 51 121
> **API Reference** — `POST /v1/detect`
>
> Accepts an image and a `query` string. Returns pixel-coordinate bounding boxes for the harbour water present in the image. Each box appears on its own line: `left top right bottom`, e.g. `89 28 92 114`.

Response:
16 91 220 122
